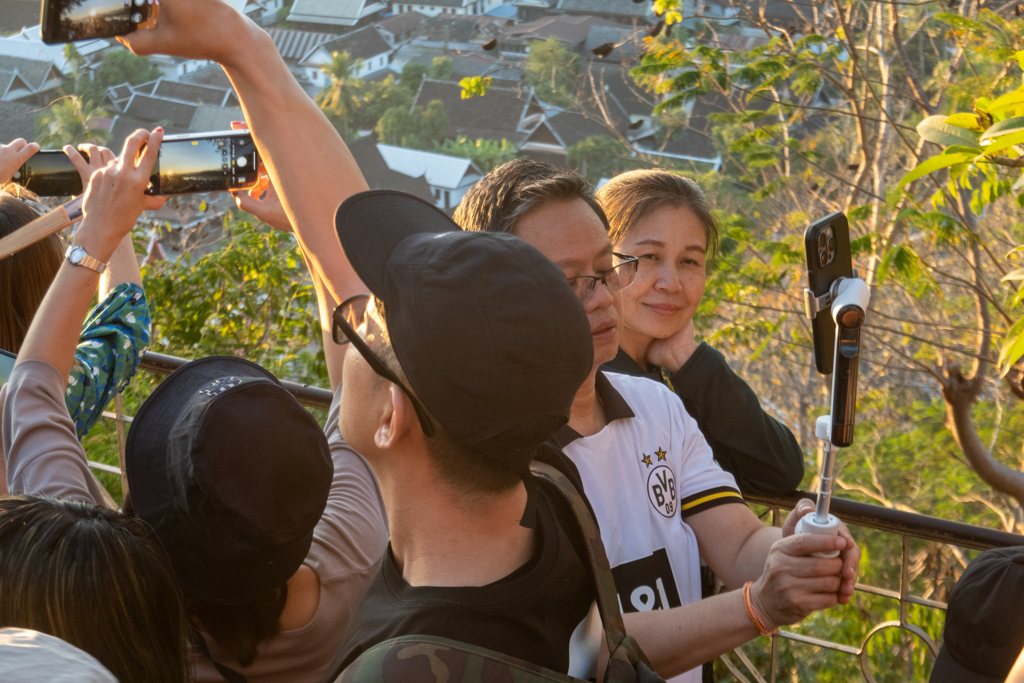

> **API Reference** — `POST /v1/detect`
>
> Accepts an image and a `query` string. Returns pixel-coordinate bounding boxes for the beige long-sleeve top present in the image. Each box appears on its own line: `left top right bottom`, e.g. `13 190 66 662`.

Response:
1 359 389 683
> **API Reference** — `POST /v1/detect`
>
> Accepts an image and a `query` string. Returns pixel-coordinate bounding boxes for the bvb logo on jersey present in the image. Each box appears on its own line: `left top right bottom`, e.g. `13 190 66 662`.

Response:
647 465 677 517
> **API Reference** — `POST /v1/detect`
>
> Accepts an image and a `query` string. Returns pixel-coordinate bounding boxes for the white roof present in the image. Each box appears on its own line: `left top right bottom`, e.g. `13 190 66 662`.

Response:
377 144 482 190
288 0 386 27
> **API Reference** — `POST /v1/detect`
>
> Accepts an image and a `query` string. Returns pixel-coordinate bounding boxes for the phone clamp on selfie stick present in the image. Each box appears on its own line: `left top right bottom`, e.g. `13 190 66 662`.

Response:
796 277 870 557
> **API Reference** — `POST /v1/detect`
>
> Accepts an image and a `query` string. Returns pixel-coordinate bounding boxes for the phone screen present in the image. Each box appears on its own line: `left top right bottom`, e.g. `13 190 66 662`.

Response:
14 151 83 197
0 350 16 386
42 0 154 44
147 132 260 196
158 138 230 195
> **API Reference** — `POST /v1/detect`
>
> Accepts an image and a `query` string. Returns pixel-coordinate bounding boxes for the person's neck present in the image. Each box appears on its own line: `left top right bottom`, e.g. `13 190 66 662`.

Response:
378 453 535 588
568 368 607 438
619 326 654 370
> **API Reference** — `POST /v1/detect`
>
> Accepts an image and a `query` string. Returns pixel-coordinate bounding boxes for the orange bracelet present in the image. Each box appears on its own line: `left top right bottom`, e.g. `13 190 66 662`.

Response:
743 581 778 637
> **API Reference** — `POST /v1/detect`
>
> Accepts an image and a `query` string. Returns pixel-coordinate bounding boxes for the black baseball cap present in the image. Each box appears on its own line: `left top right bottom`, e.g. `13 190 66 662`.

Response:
335 190 593 453
125 356 333 605
930 545 1024 682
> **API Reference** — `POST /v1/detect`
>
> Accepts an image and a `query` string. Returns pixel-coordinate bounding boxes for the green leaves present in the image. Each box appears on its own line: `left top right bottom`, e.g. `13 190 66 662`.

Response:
979 116 1024 141
916 116 981 149
898 152 976 187
998 316 1024 376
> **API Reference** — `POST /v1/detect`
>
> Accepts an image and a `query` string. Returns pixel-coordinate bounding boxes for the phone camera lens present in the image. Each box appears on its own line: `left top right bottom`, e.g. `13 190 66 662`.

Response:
817 233 827 248
819 249 828 267
827 237 836 252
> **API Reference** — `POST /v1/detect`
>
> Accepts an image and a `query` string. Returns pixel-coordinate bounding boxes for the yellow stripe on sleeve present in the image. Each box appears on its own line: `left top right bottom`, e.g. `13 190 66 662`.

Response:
680 490 744 511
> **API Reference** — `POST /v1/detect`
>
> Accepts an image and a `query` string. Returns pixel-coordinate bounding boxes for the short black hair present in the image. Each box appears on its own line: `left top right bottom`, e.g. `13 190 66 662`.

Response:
454 159 610 235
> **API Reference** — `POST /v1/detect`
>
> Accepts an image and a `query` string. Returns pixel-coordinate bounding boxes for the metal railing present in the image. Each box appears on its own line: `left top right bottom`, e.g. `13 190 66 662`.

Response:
722 493 1024 683
90 352 1024 683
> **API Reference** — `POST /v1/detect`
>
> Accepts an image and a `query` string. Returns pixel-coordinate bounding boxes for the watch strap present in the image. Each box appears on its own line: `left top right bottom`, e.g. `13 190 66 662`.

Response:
65 245 107 274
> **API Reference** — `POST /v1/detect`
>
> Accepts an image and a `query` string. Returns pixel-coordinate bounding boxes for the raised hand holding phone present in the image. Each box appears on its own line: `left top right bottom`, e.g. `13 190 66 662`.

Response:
17 128 163 382
0 139 40 185
72 128 164 264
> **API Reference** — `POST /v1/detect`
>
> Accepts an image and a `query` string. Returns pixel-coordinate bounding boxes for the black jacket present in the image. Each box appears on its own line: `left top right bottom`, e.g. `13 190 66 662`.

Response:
603 343 804 496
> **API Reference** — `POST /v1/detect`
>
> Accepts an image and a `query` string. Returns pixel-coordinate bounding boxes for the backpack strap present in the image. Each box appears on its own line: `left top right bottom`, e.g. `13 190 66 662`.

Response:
529 461 655 679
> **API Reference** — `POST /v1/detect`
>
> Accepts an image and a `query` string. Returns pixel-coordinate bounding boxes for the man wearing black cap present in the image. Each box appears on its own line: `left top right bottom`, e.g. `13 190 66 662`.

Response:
930 545 1024 683
118 1 603 677
318 190 600 677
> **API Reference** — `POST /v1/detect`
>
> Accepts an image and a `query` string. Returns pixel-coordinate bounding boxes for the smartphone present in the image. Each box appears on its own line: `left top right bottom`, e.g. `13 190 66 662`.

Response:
146 131 261 196
41 0 158 45
0 349 15 386
804 213 853 375
12 150 89 197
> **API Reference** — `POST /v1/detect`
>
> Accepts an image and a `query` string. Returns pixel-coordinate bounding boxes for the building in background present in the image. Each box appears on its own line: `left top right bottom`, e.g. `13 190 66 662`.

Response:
287 0 388 31
377 144 483 210
299 26 395 87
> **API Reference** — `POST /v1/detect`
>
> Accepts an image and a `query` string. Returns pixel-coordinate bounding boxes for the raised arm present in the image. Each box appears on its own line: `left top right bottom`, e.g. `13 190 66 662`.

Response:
18 131 161 382
4 129 161 502
618 502 857 679
121 1 369 388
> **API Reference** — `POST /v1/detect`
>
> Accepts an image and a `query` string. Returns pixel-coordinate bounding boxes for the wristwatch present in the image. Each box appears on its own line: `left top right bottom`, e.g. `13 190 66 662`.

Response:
65 245 107 274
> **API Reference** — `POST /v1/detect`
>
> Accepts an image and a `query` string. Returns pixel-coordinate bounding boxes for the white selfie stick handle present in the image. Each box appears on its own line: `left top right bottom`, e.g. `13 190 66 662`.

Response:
797 415 841 558
795 513 841 558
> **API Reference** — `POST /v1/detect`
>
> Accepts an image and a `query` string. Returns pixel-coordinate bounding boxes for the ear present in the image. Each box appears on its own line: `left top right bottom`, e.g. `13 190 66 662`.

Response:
375 384 412 450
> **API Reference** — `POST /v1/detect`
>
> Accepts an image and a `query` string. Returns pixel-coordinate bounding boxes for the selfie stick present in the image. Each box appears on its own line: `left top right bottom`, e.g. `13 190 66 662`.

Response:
0 196 83 262
796 277 870 557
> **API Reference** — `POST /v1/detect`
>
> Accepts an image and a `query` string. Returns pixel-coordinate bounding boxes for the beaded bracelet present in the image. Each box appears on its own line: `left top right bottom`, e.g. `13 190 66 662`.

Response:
743 581 778 637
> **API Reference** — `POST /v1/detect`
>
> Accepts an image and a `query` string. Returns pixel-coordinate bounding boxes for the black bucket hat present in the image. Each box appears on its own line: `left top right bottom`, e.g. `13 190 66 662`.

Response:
125 356 333 605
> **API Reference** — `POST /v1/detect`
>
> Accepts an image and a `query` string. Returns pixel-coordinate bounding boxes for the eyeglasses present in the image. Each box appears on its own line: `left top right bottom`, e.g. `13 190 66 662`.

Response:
331 293 435 438
566 253 639 302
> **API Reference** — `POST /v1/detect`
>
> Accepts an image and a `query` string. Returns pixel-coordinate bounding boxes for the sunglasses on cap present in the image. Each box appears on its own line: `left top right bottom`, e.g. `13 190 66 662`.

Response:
331 294 436 438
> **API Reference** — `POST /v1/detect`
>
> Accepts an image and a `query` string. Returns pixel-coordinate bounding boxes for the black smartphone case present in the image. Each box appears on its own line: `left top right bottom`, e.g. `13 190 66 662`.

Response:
804 213 853 375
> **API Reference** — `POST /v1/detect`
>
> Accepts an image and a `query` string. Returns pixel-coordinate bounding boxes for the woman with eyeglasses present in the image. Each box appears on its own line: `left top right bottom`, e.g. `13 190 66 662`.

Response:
0 139 161 496
597 170 804 498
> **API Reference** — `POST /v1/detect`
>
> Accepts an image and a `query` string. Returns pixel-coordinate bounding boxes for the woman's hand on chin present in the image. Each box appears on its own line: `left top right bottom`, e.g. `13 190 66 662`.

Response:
646 319 699 373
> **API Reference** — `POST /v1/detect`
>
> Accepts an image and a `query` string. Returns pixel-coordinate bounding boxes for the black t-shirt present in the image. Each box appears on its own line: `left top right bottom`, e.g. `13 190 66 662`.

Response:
323 484 596 681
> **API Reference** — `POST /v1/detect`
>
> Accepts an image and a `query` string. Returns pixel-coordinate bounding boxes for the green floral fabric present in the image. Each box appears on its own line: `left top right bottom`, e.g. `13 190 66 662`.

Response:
66 283 150 440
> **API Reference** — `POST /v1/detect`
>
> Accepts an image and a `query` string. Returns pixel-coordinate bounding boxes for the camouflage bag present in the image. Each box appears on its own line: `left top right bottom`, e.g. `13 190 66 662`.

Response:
337 462 666 683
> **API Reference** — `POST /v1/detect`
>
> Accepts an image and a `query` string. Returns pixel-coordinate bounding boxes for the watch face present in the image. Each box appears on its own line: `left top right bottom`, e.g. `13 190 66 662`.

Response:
69 247 84 264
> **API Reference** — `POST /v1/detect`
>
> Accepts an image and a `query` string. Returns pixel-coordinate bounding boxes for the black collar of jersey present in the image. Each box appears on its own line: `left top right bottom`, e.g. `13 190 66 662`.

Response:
549 371 635 448
603 347 659 379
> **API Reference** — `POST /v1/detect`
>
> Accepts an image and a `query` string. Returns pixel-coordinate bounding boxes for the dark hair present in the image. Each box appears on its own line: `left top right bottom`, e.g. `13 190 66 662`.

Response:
454 158 610 235
0 188 62 353
368 301 528 497
0 495 192 683
187 586 288 668
596 169 719 271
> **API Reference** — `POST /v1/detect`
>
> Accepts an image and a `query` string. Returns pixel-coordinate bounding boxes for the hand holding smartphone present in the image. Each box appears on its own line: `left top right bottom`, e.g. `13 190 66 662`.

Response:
14 132 261 198
41 0 158 45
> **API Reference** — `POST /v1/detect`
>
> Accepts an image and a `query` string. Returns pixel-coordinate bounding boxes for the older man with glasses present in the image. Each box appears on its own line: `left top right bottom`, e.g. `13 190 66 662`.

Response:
455 159 862 683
